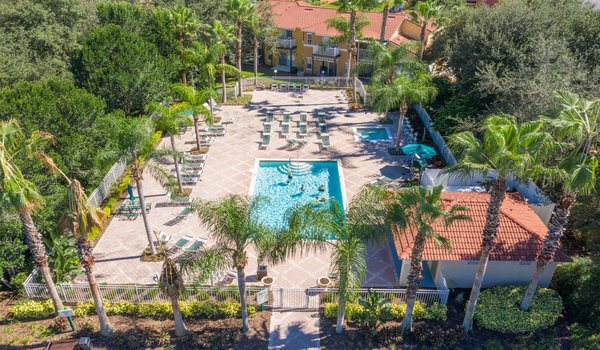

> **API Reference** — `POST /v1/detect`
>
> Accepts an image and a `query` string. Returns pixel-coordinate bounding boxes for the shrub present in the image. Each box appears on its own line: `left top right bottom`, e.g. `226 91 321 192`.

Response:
413 323 466 348
323 302 364 321
474 286 562 334
9 272 28 296
389 301 428 321
74 301 96 317
423 302 448 321
114 326 171 349
50 317 70 333
571 323 600 350
107 300 137 316
324 300 442 323
9 299 55 320
136 301 172 319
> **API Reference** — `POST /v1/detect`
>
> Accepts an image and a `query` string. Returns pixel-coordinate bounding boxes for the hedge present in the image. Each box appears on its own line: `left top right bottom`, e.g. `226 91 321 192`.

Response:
9 299 55 320
323 301 447 322
73 300 257 320
474 286 562 334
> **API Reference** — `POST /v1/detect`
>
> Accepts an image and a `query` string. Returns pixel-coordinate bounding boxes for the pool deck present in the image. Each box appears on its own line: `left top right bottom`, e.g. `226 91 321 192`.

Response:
84 89 415 288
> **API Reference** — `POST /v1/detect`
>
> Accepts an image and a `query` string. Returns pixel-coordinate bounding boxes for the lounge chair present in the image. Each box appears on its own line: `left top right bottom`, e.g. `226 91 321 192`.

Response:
295 83 302 91
287 83 294 91
209 98 224 111
265 114 274 123
298 124 308 137
183 162 204 170
180 168 203 177
271 83 278 91
158 231 172 244
321 134 331 150
299 113 307 124
190 135 215 145
279 83 287 91
281 123 290 135
170 196 192 206
282 113 290 125
176 207 192 220
185 238 207 253
263 123 272 134
184 153 207 163
371 175 394 185
172 235 192 250
303 83 309 91
181 175 200 185
260 133 270 149
202 128 226 136
319 123 328 136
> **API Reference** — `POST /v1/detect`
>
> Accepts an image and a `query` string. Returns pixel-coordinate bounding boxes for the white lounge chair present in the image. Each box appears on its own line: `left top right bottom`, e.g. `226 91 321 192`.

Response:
202 128 226 136
321 134 331 150
260 133 270 149
209 98 224 111
158 231 172 244
184 153 208 163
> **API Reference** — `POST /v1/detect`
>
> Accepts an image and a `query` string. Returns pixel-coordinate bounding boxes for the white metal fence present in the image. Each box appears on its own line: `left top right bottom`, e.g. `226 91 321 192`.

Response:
24 275 448 308
86 157 128 208
414 105 457 166
241 76 352 90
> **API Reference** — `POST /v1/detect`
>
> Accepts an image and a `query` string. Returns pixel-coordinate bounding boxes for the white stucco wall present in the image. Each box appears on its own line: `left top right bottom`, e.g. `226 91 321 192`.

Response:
440 261 558 289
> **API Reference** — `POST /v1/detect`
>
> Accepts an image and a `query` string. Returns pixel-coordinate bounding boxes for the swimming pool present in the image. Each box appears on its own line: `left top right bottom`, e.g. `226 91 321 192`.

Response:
250 160 346 230
353 126 393 142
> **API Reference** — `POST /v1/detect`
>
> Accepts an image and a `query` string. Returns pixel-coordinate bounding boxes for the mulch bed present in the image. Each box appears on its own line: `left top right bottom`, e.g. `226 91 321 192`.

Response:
0 293 271 350
320 290 574 350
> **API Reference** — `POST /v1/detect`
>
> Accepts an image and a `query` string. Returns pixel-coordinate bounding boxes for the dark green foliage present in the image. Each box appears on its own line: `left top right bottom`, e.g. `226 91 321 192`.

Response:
412 323 466 348
114 326 171 349
78 24 170 114
430 77 481 135
474 286 563 334
430 0 600 121
0 220 28 289
0 0 95 87
553 256 600 330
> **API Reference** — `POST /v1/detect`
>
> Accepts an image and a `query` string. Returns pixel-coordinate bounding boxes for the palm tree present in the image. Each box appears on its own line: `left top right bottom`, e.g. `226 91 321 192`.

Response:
370 71 437 152
159 257 187 337
170 83 213 151
147 102 192 194
170 5 200 85
394 185 470 334
443 116 551 332
183 42 239 115
289 185 397 334
210 20 237 103
379 0 397 43
357 40 423 84
226 0 256 97
0 119 64 314
520 91 599 311
180 194 325 333
50 164 113 337
327 7 372 104
406 0 442 59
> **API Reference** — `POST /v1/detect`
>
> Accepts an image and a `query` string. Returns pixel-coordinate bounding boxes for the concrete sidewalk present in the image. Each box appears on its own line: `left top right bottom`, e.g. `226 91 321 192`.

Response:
268 310 321 350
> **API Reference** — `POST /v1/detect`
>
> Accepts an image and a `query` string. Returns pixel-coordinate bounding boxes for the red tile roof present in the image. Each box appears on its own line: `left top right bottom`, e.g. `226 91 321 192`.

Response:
392 192 570 262
266 0 425 43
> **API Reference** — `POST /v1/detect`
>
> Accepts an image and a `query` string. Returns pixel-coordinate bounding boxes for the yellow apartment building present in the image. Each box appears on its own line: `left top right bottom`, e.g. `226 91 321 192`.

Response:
265 0 433 77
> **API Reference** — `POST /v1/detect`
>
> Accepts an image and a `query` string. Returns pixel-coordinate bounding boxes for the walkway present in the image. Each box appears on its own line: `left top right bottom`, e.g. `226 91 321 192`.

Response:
268 310 321 350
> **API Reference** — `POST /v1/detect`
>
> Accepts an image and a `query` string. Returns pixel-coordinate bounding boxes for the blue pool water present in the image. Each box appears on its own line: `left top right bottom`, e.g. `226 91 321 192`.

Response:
356 127 391 141
252 160 345 229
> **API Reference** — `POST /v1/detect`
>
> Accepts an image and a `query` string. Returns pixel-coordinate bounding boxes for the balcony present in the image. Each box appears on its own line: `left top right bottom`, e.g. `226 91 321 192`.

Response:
276 38 296 49
312 46 341 63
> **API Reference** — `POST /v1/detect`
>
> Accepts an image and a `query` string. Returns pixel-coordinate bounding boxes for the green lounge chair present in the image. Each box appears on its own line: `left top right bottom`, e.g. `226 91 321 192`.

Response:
298 124 308 137
185 238 207 253
281 124 290 135
321 134 331 150
260 134 270 149
176 207 192 220
173 235 192 249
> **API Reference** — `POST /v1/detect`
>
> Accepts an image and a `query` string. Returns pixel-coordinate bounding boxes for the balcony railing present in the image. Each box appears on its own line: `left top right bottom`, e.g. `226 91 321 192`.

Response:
276 38 296 49
313 46 341 58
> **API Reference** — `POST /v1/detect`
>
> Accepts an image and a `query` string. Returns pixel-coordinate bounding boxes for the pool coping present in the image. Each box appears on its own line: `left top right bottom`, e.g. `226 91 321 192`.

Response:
248 158 348 212
352 125 394 143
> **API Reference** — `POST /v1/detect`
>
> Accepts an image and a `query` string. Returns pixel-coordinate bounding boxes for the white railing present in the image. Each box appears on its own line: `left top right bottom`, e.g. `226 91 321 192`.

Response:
86 157 128 208
277 38 296 49
313 46 340 57
414 105 457 165
24 277 448 308
241 76 352 90
354 77 369 104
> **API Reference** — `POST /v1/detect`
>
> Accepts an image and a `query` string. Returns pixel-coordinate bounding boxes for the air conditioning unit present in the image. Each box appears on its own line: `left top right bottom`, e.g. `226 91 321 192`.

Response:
78 337 92 350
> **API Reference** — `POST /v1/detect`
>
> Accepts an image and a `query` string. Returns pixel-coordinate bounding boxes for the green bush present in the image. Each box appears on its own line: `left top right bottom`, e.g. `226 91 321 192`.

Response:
74 301 96 317
389 301 428 321
136 301 172 319
323 303 365 321
9 299 55 320
423 302 448 322
9 272 28 296
474 286 562 334
571 323 600 349
151 131 163 145
107 300 137 316
324 300 443 322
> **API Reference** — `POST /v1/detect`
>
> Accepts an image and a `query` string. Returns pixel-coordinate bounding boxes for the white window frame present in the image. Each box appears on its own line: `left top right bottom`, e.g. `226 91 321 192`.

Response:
307 33 313 45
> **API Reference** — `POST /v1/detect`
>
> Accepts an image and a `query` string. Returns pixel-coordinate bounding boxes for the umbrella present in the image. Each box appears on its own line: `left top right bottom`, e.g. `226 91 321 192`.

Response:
127 184 135 201
401 144 437 159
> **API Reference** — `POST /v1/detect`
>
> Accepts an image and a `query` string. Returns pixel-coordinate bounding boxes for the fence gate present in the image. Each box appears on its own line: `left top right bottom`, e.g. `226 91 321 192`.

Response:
269 288 324 310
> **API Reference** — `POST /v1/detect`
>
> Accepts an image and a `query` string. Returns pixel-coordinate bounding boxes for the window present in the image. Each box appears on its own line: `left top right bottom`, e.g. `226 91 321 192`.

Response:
306 57 312 70
307 33 313 45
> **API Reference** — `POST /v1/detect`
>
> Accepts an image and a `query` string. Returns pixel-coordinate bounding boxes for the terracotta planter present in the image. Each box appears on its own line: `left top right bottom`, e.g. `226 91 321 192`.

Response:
261 276 274 287
318 276 331 288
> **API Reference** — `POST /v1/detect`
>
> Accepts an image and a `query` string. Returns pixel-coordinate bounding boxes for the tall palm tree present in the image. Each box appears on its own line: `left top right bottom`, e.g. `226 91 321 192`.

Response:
226 0 256 97
211 20 237 103
393 185 470 334
180 194 325 333
327 5 372 103
170 5 200 85
370 70 437 152
50 163 113 337
443 116 551 332
170 83 213 150
520 91 599 311
0 119 64 314
288 185 397 334
104 117 179 255
379 0 397 43
159 257 186 337
147 102 192 194
406 0 442 59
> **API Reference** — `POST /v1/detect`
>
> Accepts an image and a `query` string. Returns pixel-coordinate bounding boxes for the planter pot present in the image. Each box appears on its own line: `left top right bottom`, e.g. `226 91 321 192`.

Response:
318 276 331 288
261 276 274 287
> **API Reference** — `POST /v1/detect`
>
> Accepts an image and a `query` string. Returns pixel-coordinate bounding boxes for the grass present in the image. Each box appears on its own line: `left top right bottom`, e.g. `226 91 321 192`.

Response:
222 94 252 106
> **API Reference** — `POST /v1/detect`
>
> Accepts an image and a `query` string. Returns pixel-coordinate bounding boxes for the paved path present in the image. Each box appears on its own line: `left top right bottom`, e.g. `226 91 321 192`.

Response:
268 310 321 350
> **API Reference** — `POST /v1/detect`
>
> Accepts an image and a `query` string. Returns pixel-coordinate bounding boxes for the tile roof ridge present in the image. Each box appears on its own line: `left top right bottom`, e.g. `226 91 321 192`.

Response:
498 192 546 239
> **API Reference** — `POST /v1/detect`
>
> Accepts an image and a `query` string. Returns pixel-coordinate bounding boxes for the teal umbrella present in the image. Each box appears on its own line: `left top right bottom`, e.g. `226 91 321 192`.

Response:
127 184 135 201
401 144 437 159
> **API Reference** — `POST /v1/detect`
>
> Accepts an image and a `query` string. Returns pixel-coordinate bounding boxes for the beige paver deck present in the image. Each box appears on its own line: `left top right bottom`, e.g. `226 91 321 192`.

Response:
85 89 413 288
